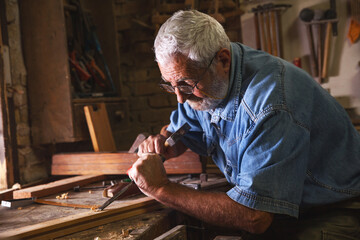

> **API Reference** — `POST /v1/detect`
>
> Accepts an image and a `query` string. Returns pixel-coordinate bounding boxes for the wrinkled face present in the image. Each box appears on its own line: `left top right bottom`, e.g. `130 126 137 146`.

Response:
159 53 230 111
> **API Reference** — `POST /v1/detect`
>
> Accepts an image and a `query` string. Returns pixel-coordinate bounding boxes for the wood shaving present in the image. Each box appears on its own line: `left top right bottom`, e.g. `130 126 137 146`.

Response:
56 192 69 200
121 229 130 237
91 206 99 211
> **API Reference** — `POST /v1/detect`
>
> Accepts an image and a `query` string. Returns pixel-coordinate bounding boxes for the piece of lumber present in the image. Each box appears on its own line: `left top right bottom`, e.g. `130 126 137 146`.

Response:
0 197 162 240
84 103 117 152
0 188 15 201
51 151 202 175
34 199 99 209
13 175 106 199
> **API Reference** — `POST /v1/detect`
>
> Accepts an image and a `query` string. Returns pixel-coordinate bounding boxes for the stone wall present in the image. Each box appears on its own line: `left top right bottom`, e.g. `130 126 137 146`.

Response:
5 0 47 185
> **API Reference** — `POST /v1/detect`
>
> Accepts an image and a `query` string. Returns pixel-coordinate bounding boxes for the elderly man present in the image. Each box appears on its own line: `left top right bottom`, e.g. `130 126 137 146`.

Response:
128 10 360 239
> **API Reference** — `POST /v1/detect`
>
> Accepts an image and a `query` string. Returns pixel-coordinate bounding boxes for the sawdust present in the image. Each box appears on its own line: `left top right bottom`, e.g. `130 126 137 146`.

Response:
93 230 131 240
56 192 69 200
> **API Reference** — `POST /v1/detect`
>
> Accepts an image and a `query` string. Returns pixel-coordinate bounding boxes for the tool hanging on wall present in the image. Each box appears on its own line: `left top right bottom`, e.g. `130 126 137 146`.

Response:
347 0 360 44
65 0 117 98
251 3 291 58
314 10 324 82
299 1 338 83
299 8 318 78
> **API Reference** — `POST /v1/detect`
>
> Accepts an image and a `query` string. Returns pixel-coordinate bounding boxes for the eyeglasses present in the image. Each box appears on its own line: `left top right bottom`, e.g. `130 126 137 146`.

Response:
159 53 217 95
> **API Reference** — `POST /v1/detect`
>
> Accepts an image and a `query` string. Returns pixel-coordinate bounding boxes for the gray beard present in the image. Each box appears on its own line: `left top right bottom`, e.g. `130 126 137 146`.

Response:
187 75 228 111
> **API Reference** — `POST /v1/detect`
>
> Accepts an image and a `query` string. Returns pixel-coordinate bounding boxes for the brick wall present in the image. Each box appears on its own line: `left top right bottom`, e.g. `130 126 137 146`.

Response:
113 0 178 150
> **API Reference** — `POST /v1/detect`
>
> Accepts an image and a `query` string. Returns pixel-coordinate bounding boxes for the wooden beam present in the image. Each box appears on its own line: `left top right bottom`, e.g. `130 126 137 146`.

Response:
0 196 162 239
51 151 202 175
13 175 106 199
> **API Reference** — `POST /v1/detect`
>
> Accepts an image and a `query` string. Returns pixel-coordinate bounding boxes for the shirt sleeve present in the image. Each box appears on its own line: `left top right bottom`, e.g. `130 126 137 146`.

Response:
167 103 210 156
227 110 310 218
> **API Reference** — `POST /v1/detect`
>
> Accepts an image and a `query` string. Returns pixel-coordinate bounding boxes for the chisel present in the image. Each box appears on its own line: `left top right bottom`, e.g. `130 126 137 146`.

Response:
98 123 191 211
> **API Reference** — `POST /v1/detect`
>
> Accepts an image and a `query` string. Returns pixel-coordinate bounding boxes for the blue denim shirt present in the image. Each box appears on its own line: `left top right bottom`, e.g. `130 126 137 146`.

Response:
167 42 360 218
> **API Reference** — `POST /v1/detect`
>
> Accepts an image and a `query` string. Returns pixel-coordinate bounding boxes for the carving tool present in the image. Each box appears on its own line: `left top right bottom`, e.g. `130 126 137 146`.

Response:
164 122 191 147
98 123 191 211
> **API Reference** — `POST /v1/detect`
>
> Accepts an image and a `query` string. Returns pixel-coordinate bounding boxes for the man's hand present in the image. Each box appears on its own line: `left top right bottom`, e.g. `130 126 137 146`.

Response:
127 153 170 197
137 134 186 159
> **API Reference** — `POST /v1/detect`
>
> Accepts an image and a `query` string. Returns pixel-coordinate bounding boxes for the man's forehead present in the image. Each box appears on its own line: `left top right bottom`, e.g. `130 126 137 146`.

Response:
159 56 198 80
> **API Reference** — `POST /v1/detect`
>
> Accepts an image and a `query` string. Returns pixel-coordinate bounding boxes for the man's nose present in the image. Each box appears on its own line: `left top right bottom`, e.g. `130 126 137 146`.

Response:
175 88 187 103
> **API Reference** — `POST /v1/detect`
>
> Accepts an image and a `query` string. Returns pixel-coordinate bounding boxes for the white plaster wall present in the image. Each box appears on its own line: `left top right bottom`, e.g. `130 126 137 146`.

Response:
241 0 360 113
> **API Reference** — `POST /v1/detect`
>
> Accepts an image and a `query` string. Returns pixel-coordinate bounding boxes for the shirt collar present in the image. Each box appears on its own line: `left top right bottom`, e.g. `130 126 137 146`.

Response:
208 42 243 123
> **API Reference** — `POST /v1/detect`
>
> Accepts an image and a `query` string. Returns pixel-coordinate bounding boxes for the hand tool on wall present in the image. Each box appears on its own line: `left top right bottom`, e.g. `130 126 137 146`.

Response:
251 4 290 57
264 4 273 54
314 10 324 83
347 0 360 44
300 8 318 78
270 4 291 58
269 6 278 56
68 0 117 96
322 10 334 79
98 123 191 211
257 5 267 53
252 7 261 50
329 0 338 36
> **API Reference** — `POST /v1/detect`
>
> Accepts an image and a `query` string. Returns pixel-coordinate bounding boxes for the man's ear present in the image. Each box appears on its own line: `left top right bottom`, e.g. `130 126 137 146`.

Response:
217 48 231 73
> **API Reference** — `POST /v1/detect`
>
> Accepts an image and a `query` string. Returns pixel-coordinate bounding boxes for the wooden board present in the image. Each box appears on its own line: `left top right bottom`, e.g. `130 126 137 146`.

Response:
0 196 162 240
51 151 202 175
13 175 106 199
20 0 74 144
84 103 117 152
0 188 15 201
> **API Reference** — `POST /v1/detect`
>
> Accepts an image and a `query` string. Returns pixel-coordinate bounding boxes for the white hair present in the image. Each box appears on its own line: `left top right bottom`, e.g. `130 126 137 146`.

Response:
154 10 231 68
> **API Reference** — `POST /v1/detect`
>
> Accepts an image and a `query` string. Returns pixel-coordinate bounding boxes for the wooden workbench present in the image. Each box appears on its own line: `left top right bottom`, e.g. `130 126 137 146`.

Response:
0 175 232 239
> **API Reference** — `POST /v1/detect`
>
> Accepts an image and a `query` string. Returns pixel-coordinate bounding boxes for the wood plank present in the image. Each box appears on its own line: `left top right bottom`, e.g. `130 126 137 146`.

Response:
84 103 117 152
20 0 74 144
0 188 14 201
51 151 202 175
34 199 99 209
13 175 106 199
0 197 162 240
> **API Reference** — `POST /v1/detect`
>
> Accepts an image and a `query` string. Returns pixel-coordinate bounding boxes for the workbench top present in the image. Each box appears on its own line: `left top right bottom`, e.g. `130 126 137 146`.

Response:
0 174 230 239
